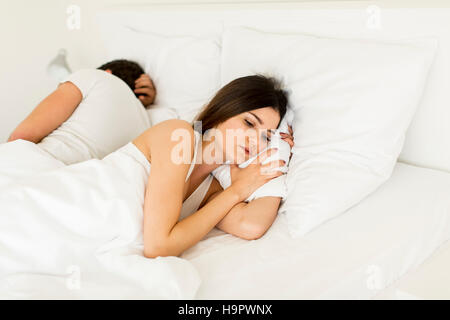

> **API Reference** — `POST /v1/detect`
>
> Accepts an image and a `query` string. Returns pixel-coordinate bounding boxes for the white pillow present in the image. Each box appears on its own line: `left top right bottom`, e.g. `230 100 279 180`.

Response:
146 106 179 126
101 26 221 122
221 26 437 238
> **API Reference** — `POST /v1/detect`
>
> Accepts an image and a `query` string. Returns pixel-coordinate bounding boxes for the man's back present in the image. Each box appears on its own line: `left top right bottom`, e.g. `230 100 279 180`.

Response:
39 69 150 164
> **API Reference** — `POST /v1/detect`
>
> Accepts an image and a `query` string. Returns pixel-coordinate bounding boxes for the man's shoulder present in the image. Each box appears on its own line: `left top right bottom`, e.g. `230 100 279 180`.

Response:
61 69 109 88
71 68 137 98
70 68 106 78
68 69 123 85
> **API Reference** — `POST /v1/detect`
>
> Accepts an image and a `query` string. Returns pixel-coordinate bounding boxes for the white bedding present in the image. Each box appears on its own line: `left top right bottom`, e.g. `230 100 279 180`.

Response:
181 162 450 299
2 142 450 299
0 140 65 190
0 140 200 299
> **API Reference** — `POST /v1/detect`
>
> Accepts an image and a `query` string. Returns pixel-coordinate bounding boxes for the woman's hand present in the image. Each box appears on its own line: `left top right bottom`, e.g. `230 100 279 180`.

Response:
280 124 294 161
229 148 285 202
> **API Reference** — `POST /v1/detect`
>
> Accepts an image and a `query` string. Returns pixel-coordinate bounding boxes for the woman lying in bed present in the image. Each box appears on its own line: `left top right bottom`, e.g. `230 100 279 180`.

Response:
135 75 293 257
1 74 294 261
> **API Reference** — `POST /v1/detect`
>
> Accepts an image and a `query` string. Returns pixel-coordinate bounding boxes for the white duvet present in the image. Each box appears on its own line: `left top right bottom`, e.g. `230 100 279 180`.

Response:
0 140 201 299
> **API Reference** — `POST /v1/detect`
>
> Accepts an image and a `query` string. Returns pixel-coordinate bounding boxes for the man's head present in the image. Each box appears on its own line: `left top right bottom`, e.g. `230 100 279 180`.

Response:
98 59 155 107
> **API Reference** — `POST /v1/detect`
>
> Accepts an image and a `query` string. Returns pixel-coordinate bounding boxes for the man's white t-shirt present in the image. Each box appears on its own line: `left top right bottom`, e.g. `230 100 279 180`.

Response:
39 69 151 164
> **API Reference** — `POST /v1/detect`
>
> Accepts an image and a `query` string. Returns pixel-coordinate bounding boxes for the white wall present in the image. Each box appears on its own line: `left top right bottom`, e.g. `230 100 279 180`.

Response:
0 0 447 142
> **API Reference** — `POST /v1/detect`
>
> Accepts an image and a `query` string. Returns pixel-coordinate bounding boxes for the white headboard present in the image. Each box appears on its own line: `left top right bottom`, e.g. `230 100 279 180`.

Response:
97 1 450 173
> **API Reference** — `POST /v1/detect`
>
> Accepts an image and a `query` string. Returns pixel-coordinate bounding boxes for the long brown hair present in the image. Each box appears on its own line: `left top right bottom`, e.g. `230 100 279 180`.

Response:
192 75 288 134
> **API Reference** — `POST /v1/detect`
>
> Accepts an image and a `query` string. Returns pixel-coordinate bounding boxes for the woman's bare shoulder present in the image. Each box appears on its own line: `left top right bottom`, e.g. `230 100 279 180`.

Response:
136 119 193 142
133 119 195 163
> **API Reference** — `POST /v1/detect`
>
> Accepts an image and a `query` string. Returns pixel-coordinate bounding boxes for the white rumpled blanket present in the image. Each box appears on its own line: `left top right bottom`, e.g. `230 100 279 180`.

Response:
0 140 201 299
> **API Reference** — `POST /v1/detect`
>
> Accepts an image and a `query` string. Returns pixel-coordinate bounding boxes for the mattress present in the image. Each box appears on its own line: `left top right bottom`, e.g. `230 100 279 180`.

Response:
181 162 450 299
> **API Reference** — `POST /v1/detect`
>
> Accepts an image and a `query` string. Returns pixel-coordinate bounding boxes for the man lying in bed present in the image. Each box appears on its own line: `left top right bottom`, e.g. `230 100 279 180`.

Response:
7 59 155 165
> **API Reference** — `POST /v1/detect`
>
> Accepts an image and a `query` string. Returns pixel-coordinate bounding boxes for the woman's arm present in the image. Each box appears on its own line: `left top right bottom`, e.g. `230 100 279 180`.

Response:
208 190 281 240
145 186 242 258
8 82 82 143
142 120 242 258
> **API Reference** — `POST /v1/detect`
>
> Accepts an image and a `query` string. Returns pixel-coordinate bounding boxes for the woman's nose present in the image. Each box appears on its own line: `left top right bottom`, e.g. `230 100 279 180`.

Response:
246 135 258 153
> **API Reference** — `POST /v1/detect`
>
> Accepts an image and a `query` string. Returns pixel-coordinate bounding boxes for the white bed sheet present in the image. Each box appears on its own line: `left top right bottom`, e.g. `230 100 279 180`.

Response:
181 162 450 299
0 139 201 300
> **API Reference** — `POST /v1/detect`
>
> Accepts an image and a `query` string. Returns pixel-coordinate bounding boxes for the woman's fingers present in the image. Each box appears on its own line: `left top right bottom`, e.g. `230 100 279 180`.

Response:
281 137 294 148
288 125 293 136
280 132 293 140
261 159 286 171
280 130 294 149
260 166 284 178
252 147 278 165
260 160 285 176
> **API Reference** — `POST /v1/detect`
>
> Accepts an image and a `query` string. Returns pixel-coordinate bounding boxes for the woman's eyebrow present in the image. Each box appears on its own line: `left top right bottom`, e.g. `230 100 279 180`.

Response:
248 112 264 125
247 112 274 136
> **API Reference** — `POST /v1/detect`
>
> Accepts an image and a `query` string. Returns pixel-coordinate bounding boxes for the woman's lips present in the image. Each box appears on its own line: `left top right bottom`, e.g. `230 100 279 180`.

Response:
241 146 250 155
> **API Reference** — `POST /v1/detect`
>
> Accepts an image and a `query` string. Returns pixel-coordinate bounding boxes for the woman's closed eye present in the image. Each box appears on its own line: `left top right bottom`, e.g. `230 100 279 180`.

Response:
244 119 271 142
244 119 254 127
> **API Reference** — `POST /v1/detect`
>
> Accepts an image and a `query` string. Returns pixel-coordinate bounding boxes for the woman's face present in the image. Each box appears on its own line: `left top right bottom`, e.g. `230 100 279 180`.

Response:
214 107 281 164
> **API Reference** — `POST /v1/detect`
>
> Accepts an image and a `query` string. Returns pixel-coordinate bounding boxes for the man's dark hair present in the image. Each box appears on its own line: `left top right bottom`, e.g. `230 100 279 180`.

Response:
98 59 144 97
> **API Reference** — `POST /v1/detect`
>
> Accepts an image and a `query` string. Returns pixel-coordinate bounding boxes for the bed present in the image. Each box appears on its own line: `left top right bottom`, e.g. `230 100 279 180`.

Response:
1 1 450 299
183 162 450 299
96 1 450 299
